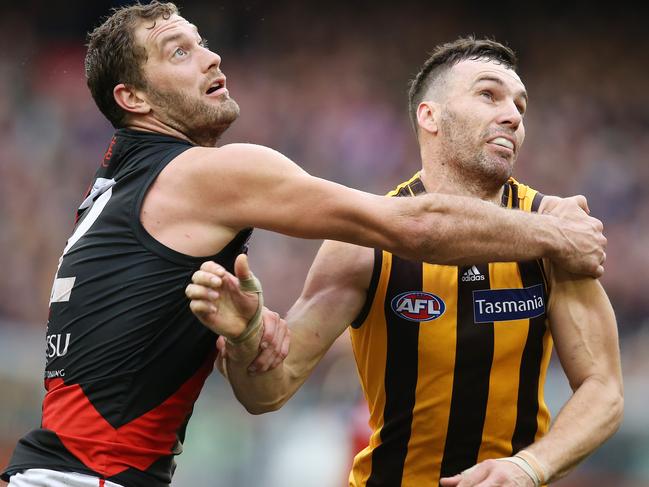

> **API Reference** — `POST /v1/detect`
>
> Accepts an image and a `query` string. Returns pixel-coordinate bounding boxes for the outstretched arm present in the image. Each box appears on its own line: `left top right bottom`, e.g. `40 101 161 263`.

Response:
187 242 374 414
440 265 623 487
167 144 606 276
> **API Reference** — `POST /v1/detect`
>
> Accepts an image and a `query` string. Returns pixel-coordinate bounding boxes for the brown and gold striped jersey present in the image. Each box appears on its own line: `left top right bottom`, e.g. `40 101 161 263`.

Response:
349 173 552 487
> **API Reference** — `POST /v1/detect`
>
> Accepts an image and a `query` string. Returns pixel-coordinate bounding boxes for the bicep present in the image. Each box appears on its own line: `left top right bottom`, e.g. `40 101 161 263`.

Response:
547 265 621 390
284 241 374 374
196 144 406 249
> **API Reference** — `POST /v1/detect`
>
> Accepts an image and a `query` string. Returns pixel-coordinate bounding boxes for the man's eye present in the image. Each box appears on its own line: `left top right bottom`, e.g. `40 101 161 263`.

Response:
173 47 188 57
480 91 494 101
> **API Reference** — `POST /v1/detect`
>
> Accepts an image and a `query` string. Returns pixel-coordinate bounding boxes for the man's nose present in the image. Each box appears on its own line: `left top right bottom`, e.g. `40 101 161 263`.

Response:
497 100 522 129
202 47 221 72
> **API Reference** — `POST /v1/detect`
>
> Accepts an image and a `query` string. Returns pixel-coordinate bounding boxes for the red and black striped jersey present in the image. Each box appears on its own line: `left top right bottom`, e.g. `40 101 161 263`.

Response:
2 129 252 487
349 173 552 487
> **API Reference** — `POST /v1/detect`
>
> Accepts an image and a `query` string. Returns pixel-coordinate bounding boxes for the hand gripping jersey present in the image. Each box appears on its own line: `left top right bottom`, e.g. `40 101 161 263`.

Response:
349 173 552 487
2 129 251 487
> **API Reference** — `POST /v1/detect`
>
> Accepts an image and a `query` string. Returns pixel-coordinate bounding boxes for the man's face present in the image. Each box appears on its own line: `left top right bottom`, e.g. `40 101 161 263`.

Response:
134 14 239 145
435 59 527 187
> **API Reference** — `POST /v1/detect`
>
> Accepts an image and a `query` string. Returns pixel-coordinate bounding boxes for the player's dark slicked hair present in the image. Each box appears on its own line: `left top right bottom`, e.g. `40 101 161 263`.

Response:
85 1 179 128
408 36 518 133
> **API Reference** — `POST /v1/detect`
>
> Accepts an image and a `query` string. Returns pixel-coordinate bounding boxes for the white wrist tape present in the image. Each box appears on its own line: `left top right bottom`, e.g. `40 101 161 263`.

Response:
497 456 540 486
516 450 548 485
226 273 264 345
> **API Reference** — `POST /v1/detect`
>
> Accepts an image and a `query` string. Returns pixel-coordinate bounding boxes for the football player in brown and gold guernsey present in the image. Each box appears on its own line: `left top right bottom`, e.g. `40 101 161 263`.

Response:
188 37 622 487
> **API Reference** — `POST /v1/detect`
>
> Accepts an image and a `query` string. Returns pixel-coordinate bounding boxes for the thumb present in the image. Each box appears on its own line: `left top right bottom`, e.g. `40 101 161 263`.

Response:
573 194 590 214
234 253 253 281
216 335 227 356
439 475 461 486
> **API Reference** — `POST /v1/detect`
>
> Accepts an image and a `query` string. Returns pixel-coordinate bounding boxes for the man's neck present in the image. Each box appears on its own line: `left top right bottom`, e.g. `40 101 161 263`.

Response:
419 155 505 205
126 117 218 147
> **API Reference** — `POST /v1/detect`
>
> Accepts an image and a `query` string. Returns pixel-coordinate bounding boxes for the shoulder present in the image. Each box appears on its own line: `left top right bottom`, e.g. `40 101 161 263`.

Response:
318 240 375 271
307 241 375 293
168 143 306 183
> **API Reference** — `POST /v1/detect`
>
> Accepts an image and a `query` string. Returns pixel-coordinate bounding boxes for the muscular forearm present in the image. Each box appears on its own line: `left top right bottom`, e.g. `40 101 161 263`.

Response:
224 330 294 414
398 194 560 265
524 375 623 482
438 375 622 487
226 297 352 414
225 324 327 414
527 267 624 483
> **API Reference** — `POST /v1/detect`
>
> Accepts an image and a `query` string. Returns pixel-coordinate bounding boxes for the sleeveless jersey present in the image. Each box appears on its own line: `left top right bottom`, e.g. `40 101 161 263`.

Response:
349 173 552 487
2 129 252 487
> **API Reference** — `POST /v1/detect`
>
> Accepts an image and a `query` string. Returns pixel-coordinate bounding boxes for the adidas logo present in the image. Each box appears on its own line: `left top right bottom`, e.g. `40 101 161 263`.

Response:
461 265 485 282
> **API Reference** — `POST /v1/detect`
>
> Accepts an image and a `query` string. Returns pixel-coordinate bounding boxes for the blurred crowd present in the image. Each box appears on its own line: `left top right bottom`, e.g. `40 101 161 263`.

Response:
0 1 647 486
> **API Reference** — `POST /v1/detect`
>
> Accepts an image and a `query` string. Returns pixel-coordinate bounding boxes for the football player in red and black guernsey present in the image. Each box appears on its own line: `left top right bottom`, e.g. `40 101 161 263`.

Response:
2 3 607 487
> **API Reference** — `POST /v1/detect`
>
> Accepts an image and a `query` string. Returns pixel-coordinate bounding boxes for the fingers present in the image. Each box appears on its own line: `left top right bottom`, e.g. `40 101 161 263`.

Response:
439 474 462 486
550 196 608 277
263 315 288 371
269 319 289 370
216 335 227 356
200 260 227 278
247 309 289 374
457 462 493 487
275 328 290 370
190 270 224 290
214 336 227 377
189 297 217 317
571 194 590 214
249 315 285 374
589 215 604 233
545 194 590 219
537 194 566 215
185 262 227 316
234 253 253 281
185 283 220 302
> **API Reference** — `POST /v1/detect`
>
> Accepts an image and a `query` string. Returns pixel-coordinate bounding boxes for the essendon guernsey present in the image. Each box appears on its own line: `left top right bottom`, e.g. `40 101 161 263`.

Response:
2 129 251 487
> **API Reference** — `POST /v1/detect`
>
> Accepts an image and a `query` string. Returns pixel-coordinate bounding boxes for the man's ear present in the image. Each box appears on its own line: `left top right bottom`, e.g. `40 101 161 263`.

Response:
416 101 439 135
113 83 151 116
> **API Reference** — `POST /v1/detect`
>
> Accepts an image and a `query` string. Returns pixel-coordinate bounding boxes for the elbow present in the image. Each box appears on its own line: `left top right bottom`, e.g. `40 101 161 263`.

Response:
608 390 624 434
239 366 302 415
237 381 294 415
243 397 287 415
592 376 624 435
604 375 624 433
244 405 271 415
574 374 624 437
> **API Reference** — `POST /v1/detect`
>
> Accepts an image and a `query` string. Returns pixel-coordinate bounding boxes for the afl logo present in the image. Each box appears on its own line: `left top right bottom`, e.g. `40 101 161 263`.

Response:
390 291 446 322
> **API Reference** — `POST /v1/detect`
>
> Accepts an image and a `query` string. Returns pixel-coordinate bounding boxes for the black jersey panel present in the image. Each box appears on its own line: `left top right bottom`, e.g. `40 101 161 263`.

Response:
4 129 252 486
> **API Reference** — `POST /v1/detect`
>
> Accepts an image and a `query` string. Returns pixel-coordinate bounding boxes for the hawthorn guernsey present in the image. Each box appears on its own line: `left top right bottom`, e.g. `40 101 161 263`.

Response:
391 291 446 322
473 284 546 323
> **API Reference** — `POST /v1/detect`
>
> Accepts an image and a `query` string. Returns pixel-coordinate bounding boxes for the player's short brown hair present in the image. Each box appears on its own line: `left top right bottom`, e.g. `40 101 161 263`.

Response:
85 1 179 127
408 36 518 133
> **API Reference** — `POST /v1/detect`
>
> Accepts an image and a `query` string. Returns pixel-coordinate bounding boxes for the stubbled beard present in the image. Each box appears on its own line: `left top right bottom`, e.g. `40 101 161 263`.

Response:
438 108 513 195
147 86 240 146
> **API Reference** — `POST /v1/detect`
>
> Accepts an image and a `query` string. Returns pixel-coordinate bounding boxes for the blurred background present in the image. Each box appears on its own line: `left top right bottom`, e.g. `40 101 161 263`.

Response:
0 0 648 485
